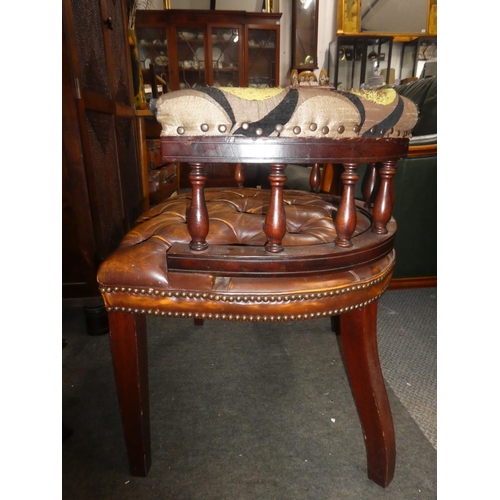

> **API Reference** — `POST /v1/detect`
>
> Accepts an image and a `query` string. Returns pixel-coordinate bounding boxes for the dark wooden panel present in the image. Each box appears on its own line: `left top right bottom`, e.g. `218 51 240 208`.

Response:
161 137 410 164
62 19 99 298
63 0 142 298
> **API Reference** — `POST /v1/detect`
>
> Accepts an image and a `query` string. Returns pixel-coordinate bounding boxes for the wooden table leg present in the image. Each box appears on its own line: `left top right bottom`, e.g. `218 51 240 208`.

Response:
108 311 151 476
338 301 395 488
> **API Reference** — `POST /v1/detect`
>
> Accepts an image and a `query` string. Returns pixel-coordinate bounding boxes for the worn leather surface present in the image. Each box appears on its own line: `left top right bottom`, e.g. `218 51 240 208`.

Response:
97 187 397 316
97 188 375 289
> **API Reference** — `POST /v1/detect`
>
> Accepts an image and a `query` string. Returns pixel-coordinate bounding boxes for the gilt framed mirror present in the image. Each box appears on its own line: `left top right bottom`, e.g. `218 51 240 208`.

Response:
337 0 437 37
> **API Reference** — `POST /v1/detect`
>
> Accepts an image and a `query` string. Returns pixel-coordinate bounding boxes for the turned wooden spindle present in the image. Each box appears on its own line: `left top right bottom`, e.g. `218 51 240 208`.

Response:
372 160 397 235
334 163 359 248
265 163 287 253
309 163 321 193
362 162 379 209
235 163 245 188
188 162 209 251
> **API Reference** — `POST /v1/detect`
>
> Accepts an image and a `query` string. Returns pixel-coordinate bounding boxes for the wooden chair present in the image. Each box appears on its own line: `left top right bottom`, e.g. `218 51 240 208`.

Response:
97 86 418 488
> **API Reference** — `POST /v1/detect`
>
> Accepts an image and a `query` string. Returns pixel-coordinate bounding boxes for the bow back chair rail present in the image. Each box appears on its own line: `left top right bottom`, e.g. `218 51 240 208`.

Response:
97 86 418 488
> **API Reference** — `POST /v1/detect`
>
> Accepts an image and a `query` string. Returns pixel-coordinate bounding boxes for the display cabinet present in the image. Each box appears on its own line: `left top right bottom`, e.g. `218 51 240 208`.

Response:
332 35 393 90
400 36 437 80
134 9 281 99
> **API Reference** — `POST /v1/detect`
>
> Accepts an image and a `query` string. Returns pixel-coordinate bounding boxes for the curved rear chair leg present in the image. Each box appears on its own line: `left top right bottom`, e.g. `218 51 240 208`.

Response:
108 311 151 476
338 301 395 488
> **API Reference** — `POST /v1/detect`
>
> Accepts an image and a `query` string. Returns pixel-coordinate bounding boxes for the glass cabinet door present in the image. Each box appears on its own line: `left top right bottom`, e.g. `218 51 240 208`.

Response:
401 37 437 80
335 41 359 90
247 28 278 88
135 27 170 99
176 27 206 89
334 36 393 90
209 26 241 87
363 38 393 87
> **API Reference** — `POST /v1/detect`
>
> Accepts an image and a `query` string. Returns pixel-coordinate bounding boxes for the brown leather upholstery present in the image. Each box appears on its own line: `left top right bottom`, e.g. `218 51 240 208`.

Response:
98 188 393 321
97 86 419 489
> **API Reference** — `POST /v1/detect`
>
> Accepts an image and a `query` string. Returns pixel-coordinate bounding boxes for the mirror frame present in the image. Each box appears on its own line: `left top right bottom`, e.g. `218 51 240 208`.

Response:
336 0 437 41
292 0 320 70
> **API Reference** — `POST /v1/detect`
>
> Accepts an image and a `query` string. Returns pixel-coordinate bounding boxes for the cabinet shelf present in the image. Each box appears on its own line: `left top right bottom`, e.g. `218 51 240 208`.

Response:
135 9 281 93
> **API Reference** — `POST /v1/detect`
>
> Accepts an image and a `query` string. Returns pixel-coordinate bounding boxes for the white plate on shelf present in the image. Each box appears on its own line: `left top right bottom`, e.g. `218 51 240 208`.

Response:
195 47 205 61
213 47 223 63
195 47 224 63
179 31 195 41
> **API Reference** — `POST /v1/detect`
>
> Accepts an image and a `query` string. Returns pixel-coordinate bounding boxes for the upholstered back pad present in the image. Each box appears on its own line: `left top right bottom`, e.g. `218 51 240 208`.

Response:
155 86 418 139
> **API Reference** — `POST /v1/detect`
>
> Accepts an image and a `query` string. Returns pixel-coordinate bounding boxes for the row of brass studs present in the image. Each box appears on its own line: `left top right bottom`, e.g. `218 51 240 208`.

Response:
99 267 392 302
175 122 411 138
105 293 383 321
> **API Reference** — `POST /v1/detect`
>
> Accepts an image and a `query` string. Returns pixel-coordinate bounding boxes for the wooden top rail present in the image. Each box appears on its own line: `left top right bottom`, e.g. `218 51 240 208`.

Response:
161 136 407 255
160 136 410 164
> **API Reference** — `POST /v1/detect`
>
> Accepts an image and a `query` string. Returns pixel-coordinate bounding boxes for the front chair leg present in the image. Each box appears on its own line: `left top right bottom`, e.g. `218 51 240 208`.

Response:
338 301 395 488
108 311 151 476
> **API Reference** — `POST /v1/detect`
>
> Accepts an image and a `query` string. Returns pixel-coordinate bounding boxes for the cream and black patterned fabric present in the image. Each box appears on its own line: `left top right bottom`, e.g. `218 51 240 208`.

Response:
155 86 418 140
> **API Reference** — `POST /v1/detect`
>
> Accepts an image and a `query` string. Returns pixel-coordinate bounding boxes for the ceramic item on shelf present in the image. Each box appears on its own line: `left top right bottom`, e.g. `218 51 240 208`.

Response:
196 46 223 64
212 47 223 63
195 47 205 61
155 56 168 66
179 31 195 41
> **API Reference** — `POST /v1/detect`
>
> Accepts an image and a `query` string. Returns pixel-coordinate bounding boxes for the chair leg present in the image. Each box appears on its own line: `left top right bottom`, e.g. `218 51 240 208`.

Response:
108 311 151 476
338 301 395 488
